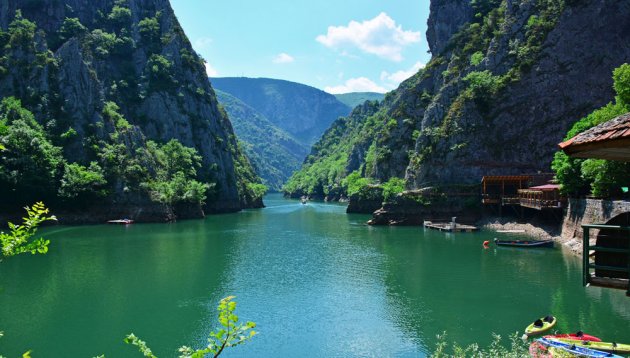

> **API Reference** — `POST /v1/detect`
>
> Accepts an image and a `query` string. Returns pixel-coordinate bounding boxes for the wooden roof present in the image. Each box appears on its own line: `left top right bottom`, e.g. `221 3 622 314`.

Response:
481 175 532 184
559 112 630 161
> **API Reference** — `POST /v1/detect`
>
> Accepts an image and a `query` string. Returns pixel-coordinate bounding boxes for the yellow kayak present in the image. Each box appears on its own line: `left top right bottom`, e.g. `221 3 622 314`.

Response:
554 339 630 354
525 316 557 336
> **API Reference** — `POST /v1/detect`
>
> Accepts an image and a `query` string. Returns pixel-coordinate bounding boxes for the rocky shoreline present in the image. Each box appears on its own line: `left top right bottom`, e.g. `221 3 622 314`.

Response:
478 217 582 256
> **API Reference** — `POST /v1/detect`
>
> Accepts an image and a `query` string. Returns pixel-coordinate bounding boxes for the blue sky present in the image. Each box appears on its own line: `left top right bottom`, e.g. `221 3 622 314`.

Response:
170 0 431 93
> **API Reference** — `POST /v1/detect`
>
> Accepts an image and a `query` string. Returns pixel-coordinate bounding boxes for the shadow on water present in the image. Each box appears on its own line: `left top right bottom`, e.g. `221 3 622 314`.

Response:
1 194 629 357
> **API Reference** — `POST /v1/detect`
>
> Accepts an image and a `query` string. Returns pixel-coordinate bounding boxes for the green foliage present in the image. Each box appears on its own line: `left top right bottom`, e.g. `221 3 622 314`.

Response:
0 202 56 259
464 70 502 98
138 14 162 52
470 0 502 19
613 63 630 105
178 296 257 358
125 296 257 358
581 159 630 198
7 10 36 48
60 127 78 140
382 177 406 201
552 64 630 197
145 171 210 205
146 54 175 90
58 162 107 199
342 171 373 196
124 334 156 358
143 140 212 206
0 97 64 201
59 17 88 40
470 51 484 66
108 4 132 27
430 332 528 358
103 101 132 130
246 183 268 199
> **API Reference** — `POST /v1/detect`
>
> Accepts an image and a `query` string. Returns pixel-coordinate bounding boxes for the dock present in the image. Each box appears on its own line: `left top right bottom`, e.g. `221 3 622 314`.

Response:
423 221 478 232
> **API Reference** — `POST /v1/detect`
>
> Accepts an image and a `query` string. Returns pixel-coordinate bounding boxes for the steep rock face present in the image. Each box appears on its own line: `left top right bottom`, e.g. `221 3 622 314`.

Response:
0 0 261 219
211 77 352 145
426 0 474 55
408 0 630 188
285 0 630 224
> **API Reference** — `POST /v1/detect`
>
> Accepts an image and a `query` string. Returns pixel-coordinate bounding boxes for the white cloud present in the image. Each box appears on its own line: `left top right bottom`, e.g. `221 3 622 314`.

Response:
380 61 425 86
316 12 421 62
325 77 388 94
272 53 295 64
204 62 218 77
194 37 213 50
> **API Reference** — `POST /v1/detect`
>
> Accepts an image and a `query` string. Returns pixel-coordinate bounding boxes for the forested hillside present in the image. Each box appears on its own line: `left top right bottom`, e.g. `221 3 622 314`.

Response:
0 0 263 222
334 92 385 109
211 77 352 145
285 0 630 203
216 90 308 191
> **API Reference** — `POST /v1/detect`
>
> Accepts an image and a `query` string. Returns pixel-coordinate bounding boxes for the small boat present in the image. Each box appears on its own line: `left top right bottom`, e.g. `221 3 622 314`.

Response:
545 331 601 342
107 219 134 225
525 316 557 336
537 338 624 358
552 339 630 354
494 238 554 248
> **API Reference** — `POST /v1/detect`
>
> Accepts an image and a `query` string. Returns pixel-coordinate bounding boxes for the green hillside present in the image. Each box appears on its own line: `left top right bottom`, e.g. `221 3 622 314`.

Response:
333 92 385 109
216 90 309 191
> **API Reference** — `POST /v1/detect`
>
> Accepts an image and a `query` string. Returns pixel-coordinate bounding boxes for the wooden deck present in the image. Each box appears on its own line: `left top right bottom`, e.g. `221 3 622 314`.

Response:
423 221 478 232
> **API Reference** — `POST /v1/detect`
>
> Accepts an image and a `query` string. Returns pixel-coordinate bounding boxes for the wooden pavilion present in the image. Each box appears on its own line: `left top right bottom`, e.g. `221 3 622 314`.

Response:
560 112 630 296
517 184 563 210
481 175 532 206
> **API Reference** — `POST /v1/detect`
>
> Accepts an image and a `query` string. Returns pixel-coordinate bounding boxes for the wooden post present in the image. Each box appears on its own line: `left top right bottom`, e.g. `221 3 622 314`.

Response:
583 226 590 287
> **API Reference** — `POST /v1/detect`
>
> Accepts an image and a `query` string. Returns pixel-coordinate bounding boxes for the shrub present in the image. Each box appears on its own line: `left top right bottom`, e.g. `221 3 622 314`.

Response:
470 51 484 66
382 177 406 201
58 162 107 199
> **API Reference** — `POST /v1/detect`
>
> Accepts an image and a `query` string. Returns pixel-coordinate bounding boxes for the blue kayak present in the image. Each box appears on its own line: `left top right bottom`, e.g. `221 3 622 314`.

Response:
536 338 624 358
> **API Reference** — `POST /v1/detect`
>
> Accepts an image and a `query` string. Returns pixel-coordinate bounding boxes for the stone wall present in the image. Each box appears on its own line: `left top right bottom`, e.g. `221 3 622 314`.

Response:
561 198 630 254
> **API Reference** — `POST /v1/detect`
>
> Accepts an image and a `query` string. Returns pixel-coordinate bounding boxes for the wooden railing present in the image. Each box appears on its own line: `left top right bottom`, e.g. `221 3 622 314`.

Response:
582 224 630 297
519 198 563 210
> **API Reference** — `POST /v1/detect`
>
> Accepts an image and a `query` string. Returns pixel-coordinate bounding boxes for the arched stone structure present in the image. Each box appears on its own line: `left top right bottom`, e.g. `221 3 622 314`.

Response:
561 199 630 255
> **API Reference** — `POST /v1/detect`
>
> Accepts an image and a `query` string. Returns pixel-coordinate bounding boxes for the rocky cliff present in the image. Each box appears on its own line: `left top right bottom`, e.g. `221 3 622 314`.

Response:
284 0 630 221
0 0 262 221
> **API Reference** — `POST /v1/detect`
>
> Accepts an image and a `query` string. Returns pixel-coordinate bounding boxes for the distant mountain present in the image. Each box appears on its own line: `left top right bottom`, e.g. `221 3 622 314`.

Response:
211 77 352 145
216 90 308 192
334 92 386 109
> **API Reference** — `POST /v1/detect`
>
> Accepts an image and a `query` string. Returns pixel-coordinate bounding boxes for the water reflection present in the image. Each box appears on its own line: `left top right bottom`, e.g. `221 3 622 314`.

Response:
0 195 628 358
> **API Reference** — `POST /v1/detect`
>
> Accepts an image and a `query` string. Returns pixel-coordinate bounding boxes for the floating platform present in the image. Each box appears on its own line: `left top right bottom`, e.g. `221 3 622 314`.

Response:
423 221 478 232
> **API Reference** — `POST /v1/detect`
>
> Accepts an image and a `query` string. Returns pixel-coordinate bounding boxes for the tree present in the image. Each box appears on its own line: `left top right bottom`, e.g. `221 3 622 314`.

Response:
0 97 64 203
552 63 630 197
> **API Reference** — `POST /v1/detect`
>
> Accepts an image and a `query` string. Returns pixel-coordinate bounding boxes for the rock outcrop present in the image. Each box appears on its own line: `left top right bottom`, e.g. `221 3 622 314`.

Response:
0 0 262 221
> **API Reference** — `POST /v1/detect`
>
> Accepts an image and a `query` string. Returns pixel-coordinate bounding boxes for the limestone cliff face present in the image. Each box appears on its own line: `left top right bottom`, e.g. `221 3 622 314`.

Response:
426 0 473 55
0 0 260 217
400 0 630 188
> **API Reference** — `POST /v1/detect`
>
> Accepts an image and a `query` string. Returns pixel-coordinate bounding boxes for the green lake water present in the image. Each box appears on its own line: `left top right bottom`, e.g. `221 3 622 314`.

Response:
1 194 629 357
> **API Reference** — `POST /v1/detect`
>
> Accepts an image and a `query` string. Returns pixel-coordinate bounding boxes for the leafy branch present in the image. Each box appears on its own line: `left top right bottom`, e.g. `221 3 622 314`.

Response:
0 202 56 260
125 296 257 358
